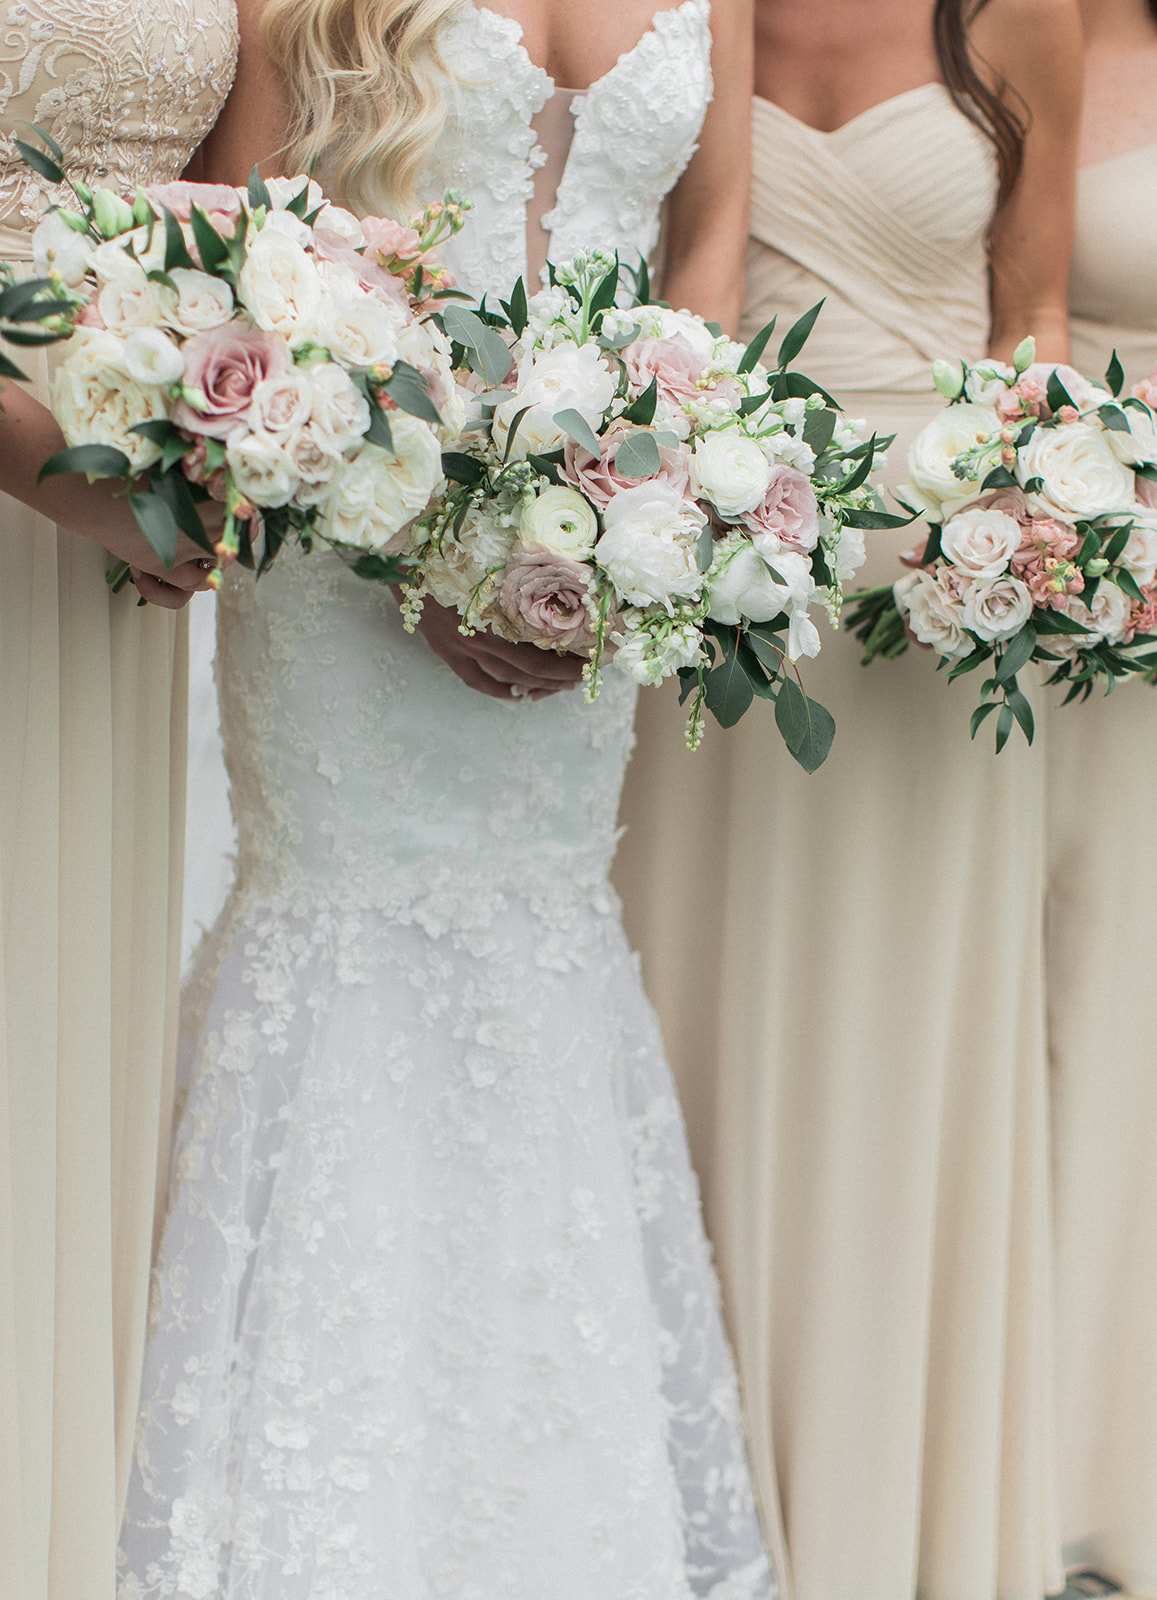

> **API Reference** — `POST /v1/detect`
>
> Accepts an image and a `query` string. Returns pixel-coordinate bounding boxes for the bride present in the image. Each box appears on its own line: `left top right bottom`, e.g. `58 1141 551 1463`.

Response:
117 1 774 1596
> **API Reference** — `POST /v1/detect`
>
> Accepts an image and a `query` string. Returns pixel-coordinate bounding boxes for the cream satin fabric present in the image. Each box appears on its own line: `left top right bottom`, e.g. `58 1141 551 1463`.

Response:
1046 146 1157 1600
0 242 187 1598
617 89 1064 1600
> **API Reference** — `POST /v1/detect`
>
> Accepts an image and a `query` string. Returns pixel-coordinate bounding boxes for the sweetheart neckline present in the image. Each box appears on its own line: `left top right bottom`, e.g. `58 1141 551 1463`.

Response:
471 0 705 98
753 82 951 139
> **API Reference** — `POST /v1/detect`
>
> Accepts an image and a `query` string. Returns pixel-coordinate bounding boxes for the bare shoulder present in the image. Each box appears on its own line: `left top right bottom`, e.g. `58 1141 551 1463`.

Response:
970 0 1083 111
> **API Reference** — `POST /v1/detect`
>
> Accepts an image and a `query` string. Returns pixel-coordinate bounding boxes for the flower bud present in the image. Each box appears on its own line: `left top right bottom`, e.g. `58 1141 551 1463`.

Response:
57 209 89 233
1084 557 1110 577
1012 336 1036 374
132 188 153 228
92 188 136 239
932 359 966 400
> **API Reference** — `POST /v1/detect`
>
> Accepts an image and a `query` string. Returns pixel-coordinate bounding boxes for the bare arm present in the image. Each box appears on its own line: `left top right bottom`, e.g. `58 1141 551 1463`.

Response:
661 0 753 333
974 0 1083 362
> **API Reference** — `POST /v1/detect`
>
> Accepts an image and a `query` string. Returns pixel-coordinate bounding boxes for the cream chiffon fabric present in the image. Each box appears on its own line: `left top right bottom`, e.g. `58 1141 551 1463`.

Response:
1048 145 1157 1600
616 89 1063 1600
0 7 236 1597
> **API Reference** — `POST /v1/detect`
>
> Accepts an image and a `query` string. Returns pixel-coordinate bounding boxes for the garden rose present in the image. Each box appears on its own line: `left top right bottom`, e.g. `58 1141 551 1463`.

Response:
97 263 173 334
904 403 1000 516
307 362 372 452
224 433 298 508
248 370 314 435
691 429 774 518
51 328 167 472
317 416 443 550
145 181 242 223
961 574 1033 642
315 285 399 369
174 325 292 439
496 543 596 651
939 506 1022 576
622 336 705 412
1018 421 1136 521
561 430 691 508
161 268 236 336
519 486 599 556
741 465 820 552
894 568 973 658
237 227 322 344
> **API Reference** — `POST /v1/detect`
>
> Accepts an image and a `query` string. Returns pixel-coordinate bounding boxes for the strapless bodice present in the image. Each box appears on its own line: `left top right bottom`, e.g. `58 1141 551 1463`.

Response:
1070 144 1157 389
0 0 237 231
742 86 997 392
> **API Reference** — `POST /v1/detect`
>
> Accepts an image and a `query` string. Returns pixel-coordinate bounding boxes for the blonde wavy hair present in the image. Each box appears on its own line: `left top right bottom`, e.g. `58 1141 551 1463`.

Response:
260 0 467 216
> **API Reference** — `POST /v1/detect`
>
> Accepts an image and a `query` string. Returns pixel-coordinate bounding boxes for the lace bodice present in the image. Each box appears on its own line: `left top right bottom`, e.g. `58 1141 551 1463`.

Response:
0 0 238 230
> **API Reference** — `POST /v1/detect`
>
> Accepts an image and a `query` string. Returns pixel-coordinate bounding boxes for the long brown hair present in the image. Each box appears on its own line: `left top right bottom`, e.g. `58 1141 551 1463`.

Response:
934 0 1026 207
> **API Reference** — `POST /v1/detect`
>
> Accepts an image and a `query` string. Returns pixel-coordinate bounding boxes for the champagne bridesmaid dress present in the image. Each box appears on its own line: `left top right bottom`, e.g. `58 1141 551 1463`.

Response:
616 90 1063 1600
1048 145 1157 1598
0 7 236 1599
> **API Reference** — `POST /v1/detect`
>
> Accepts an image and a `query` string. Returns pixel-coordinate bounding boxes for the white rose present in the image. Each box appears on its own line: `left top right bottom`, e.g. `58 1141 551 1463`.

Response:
1087 578 1131 644
939 505 1022 577
961 574 1033 642
1019 420 1136 521
1116 507 1157 586
32 212 93 286
238 228 322 345
1105 403 1157 467
248 370 314 435
307 362 371 451
904 403 1001 516
595 480 704 607
964 361 1016 406
691 429 774 518
318 415 444 550
121 328 185 386
97 263 174 334
316 287 399 370
895 568 974 659
315 204 365 246
493 343 616 461
51 328 167 472
225 432 298 507
282 424 345 504
161 267 236 336
519 486 598 556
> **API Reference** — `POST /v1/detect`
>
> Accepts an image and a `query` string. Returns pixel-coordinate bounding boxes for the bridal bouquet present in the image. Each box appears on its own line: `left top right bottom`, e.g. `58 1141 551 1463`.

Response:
399 252 891 768
846 339 1157 749
4 125 463 585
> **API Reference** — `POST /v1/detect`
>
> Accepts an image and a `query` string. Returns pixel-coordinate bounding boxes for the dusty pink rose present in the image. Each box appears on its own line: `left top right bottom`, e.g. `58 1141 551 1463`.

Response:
623 336 705 410
740 465 820 551
146 181 242 225
977 487 1031 525
561 428 691 508
1127 582 1157 641
497 542 597 652
173 325 291 439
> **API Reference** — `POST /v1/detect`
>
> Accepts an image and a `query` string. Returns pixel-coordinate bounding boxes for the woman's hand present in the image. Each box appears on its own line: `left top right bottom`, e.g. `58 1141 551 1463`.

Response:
414 596 583 700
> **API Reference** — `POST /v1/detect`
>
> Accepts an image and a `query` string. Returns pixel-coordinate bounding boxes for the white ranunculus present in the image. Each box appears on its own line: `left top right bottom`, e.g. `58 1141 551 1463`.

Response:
595 480 704 607
493 342 616 461
315 204 365 247
318 416 444 551
961 574 1033 642
161 267 236 336
904 403 1001 516
97 263 174 333
51 328 167 472
1116 507 1157 586
248 369 314 435
939 505 1022 577
121 328 185 386
691 429 774 518
1105 403 1157 467
963 361 1015 406
238 228 322 344
1019 420 1136 521
32 212 94 286
519 486 598 556
316 287 399 370
307 362 372 452
895 568 974 659
225 432 298 507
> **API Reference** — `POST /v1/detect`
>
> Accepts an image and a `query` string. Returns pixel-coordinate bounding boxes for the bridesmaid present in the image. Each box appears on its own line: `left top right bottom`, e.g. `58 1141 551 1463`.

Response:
615 2 1081 1598
1049 1 1157 1591
0 8 236 1599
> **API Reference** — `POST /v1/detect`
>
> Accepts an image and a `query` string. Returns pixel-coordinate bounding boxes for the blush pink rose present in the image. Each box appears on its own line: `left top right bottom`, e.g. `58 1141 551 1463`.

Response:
622 336 705 410
497 543 597 653
561 429 691 508
740 464 820 551
146 181 243 225
173 325 291 439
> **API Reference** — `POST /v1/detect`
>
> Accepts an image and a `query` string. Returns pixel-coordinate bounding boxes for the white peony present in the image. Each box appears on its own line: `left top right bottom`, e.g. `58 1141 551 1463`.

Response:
97 263 174 334
595 480 704 607
519 486 599 556
939 505 1022 577
961 574 1033 642
318 416 444 550
493 342 616 461
225 432 298 507
894 568 974 659
248 370 314 435
32 212 93 286
1019 420 1136 521
632 304 718 366
904 403 1001 517
51 328 167 472
161 268 236 336
121 328 185 386
707 543 790 625
691 429 773 518
237 228 322 345
307 362 372 452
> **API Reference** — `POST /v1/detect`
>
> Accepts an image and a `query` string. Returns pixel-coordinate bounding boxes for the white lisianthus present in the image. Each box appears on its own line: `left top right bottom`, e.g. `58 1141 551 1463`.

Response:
611 614 703 685
32 212 94 286
121 328 185 386
904 403 1000 516
1018 420 1136 521
691 429 774 517
225 432 298 507
493 342 617 461
1104 403 1157 467
315 203 365 246
595 480 704 606
307 362 371 452
161 267 236 336
316 287 399 369
248 370 314 435
961 574 1033 642
939 506 1022 577
318 416 444 550
97 263 174 333
963 361 1015 405
894 568 974 659
51 328 167 471
238 228 322 344
1115 507 1157 586
519 486 599 556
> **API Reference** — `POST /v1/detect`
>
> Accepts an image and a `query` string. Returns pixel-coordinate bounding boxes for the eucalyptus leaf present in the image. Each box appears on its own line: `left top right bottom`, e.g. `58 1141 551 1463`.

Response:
383 360 442 425
697 524 715 573
614 430 661 479
703 633 754 727
774 675 834 772
553 407 601 458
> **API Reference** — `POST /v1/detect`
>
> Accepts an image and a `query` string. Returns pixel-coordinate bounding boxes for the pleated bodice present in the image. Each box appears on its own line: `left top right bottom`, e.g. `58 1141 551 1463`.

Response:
1070 143 1157 387
743 87 995 392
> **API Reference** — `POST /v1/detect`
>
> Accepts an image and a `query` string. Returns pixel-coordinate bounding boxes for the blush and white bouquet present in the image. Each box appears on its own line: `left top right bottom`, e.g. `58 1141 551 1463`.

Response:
847 338 1157 749
5 125 464 587
399 251 892 769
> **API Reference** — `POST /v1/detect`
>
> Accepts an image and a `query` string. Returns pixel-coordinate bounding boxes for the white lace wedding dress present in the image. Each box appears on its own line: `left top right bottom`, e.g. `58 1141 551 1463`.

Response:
118 6 774 1597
